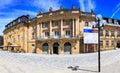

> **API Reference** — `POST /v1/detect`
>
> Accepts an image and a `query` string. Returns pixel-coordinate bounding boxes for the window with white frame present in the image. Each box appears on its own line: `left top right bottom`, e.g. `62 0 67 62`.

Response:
32 33 35 39
100 41 103 47
118 31 120 37
54 31 60 37
54 21 59 26
111 30 114 36
65 30 71 37
44 23 49 28
105 30 109 36
100 29 103 36
108 19 112 24
106 40 109 47
32 26 36 31
114 20 117 24
45 32 49 37
111 40 114 46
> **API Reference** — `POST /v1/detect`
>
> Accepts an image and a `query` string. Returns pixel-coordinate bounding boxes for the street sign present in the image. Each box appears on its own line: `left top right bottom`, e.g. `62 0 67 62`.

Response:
84 27 98 44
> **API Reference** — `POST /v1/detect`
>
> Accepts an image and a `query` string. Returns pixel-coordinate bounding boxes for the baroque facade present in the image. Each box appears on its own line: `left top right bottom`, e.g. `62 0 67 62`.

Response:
3 6 120 54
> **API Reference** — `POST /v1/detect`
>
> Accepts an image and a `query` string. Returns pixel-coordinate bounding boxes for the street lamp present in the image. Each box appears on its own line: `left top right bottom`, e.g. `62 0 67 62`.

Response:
96 14 102 72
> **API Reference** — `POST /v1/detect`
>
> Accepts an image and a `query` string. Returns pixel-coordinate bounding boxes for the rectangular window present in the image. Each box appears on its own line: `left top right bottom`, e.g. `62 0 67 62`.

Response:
32 33 35 39
106 40 109 47
117 31 120 37
111 40 114 46
54 31 60 38
100 29 103 36
85 22 89 27
18 18 21 23
54 21 59 26
45 23 48 27
32 26 36 31
66 30 71 37
100 41 103 47
42 22 49 28
114 20 117 24
108 19 112 24
105 30 109 36
65 20 71 25
18 35 20 41
111 30 114 36
45 32 49 37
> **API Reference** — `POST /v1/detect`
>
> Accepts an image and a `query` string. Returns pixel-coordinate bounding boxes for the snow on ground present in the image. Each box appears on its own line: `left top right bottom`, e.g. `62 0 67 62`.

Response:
0 49 120 73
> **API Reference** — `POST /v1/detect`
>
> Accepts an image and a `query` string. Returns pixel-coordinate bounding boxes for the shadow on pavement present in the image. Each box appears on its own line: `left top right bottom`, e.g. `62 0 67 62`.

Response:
68 66 98 73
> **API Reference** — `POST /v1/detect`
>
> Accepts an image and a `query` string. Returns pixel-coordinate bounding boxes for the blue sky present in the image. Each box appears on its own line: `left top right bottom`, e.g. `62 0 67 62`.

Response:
0 0 120 35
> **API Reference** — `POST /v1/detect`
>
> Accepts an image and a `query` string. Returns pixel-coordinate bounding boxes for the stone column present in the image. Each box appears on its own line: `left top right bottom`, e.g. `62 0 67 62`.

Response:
61 19 63 38
72 19 75 37
76 18 79 37
48 41 52 54
50 20 52 37
37 23 40 39
40 23 42 38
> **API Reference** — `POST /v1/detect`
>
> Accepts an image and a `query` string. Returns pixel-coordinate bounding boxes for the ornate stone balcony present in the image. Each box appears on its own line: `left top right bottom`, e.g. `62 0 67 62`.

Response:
36 35 79 41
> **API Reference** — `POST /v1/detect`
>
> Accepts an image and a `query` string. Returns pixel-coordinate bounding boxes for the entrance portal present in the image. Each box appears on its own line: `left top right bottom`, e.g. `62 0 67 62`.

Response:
53 42 59 54
42 43 48 54
64 42 71 54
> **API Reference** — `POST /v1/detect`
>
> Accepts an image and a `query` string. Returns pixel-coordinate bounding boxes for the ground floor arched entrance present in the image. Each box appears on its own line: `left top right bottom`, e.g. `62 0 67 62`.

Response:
53 42 59 54
64 42 71 54
42 43 48 54
117 42 120 48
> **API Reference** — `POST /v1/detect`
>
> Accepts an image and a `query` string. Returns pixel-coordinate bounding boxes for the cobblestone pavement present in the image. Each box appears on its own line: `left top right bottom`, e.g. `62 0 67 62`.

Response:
0 49 120 73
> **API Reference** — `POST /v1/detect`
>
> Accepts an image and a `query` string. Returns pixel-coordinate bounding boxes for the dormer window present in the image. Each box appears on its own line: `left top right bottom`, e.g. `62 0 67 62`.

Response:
18 19 21 23
108 19 112 24
114 20 117 24
13 22 15 25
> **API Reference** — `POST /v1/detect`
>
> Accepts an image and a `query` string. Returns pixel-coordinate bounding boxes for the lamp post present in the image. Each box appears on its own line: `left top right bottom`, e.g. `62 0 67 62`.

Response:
96 14 102 72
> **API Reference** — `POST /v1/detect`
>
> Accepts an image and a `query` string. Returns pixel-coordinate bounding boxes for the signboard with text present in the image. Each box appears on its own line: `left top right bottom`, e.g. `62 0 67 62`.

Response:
84 27 98 44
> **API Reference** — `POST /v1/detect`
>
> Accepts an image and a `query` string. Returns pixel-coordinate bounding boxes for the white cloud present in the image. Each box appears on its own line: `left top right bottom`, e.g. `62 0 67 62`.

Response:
79 0 85 11
33 0 60 11
79 0 95 12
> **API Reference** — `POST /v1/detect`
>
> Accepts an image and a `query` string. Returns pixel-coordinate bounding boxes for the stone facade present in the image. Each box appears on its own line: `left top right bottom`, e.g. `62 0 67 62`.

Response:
3 6 120 54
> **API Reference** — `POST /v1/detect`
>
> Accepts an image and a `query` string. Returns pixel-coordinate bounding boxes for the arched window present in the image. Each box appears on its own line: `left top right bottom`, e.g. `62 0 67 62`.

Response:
64 42 71 54
42 43 48 54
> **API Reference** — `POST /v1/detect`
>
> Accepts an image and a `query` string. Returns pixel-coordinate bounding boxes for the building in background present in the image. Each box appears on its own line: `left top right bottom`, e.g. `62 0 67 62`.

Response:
3 6 120 54
99 17 120 50
3 15 30 52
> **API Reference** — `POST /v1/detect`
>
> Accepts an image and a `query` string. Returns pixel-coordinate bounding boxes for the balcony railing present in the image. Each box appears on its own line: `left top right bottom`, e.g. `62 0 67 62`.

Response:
36 35 79 40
